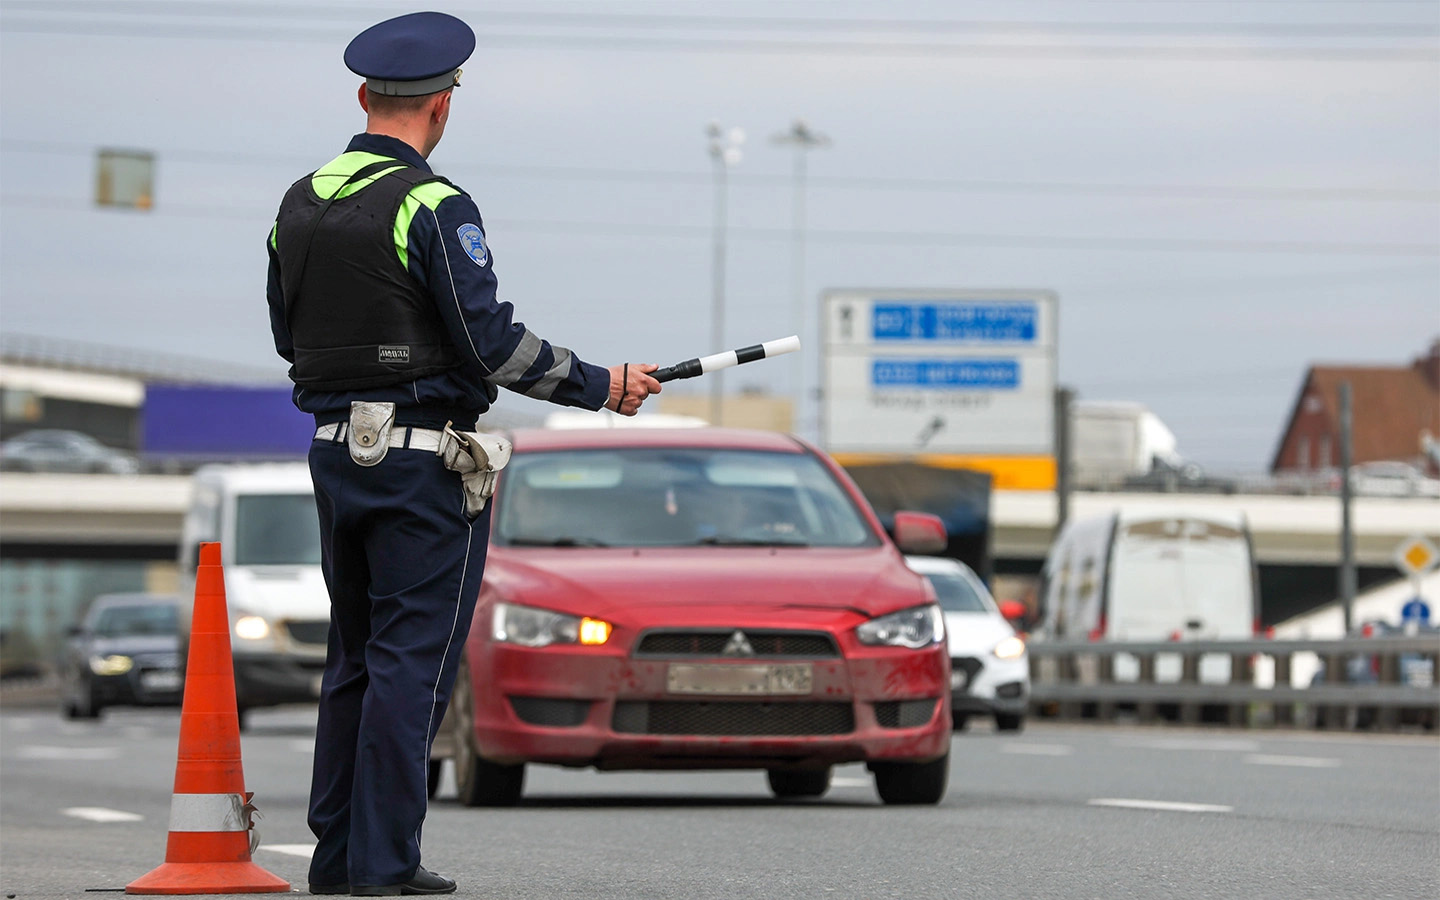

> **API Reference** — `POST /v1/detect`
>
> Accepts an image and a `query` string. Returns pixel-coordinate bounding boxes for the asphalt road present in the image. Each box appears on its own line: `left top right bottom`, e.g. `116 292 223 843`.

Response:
1 705 1435 900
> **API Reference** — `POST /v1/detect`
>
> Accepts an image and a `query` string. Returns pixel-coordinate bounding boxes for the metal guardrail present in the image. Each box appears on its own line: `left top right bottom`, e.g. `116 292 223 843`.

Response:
1027 636 1440 730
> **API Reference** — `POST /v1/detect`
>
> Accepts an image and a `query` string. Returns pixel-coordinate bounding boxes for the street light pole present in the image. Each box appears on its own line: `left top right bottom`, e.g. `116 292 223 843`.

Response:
707 123 744 426
771 119 830 438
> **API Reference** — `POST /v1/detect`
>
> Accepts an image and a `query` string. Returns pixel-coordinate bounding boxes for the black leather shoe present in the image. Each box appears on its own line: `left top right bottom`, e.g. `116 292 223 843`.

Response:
308 884 350 895
352 867 457 896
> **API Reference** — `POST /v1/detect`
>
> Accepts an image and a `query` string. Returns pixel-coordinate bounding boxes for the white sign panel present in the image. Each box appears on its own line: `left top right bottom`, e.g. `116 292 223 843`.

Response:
822 289 1058 455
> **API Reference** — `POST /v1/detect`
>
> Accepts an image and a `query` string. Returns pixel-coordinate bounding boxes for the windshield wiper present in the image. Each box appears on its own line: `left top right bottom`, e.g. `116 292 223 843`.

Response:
506 536 610 547
693 535 810 547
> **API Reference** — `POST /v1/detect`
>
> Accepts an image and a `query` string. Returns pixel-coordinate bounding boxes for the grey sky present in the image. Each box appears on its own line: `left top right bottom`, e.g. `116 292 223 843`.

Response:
1 0 1437 468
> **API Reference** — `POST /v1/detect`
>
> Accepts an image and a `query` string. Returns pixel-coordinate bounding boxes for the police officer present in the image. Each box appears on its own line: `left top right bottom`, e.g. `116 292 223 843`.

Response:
264 11 661 895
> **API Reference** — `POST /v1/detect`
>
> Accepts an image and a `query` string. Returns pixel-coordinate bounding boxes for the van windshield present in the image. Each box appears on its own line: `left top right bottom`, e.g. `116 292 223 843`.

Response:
496 448 878 548
234 494 322 565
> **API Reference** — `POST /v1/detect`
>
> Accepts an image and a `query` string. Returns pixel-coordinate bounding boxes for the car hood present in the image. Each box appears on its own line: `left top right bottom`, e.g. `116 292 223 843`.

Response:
88 634 179 657
223 566 332 620
944 611 1016 656
485 546 929 622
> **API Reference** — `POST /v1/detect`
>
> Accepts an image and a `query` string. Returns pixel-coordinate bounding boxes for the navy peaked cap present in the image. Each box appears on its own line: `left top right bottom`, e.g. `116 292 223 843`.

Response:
345 11 475 96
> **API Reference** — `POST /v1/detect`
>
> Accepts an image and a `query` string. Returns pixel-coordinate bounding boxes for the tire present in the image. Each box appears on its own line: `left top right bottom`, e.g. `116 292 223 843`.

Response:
951 712 969 731
63 678 101 720
995 713 1025 732
872 753 949 806
767 767 832 799
451 657 524 807
427 759 444 799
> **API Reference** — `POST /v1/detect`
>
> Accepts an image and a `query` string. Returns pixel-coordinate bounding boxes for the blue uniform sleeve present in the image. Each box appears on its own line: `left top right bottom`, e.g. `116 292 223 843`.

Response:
265 227 295 363
406 192 610 411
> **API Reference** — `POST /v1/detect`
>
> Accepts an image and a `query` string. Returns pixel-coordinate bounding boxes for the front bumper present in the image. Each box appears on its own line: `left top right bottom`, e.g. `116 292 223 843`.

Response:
90 668 183 707
950 654 1030 716
468 643 951 769
233 653 326 708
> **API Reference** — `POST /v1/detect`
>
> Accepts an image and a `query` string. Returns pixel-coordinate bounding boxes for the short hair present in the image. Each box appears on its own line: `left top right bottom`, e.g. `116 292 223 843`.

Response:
364 87 443 117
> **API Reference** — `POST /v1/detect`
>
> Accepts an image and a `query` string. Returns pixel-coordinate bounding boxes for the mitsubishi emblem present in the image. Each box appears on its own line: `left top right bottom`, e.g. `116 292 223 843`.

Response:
722 630 755 657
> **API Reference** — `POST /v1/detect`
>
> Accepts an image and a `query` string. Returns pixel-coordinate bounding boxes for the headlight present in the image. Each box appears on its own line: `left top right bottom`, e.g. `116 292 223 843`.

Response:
492 602 611 647
993 636 1026 660
89 654 133 675
234 616 271 641
856 604 945 649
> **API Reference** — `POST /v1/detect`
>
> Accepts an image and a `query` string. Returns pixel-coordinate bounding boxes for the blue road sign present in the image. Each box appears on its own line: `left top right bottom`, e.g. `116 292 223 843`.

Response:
872 302 1038 343
872 358 1020 389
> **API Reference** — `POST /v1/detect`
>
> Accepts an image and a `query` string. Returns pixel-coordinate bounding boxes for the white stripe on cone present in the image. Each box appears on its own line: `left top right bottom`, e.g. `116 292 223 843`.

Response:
168 793 249 832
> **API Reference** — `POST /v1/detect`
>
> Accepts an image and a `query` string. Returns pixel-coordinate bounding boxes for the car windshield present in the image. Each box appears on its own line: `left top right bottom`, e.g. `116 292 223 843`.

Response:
92 603 177 636
496 448 879 548
923 571 991 613
234 493 323 565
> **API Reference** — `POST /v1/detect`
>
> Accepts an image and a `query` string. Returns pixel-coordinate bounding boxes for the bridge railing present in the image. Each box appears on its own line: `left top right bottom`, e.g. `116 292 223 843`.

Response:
1027 635 1440 730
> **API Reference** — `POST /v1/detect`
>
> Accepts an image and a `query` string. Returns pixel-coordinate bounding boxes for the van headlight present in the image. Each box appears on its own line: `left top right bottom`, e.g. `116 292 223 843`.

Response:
234 616 272 641
856 604 945 649
993 636 1026 660
492 602 611 647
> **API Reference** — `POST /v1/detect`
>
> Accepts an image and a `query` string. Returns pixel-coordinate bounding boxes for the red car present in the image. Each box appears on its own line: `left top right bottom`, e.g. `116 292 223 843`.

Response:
433 427 952 805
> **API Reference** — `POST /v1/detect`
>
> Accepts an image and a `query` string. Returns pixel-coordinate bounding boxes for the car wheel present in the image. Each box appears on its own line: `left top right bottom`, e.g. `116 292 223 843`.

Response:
63 678 101 720
427 759 444 799
951 712 969 731
872 752 949 806
451 656 524 807
767 767 831 799
995 713 1025 732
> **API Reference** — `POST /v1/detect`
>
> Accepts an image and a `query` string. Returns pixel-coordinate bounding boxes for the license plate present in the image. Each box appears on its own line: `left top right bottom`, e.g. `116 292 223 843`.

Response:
666 663 812 696
140 670 181 692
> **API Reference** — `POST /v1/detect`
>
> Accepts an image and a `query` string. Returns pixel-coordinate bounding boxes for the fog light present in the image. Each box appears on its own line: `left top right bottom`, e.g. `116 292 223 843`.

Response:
578 617 612 645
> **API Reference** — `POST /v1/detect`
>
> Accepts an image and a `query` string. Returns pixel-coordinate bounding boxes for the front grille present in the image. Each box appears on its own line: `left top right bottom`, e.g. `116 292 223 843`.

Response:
612 700 854 736
131 652 179 670
634 630 839 659
874 698 939 729
285 620 330 646
952 656 984 692
509 696 591 727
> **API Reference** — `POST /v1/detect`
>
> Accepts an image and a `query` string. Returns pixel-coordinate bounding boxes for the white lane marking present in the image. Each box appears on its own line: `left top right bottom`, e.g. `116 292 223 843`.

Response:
1002 743 1073 756
6 717 37 732
291 739 315 753
1089 798 1233 814
830 777 871 788
1244 754 1341 768
259 844 316 858
19 745 121 761
63 807 144 823
1115 737 1259 753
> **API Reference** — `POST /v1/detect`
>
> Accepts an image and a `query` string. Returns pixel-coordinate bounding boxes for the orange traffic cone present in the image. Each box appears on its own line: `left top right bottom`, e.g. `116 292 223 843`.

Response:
127 542 291 895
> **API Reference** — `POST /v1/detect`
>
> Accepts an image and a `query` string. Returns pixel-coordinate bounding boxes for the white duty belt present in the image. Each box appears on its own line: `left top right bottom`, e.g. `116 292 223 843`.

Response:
314 422 443 452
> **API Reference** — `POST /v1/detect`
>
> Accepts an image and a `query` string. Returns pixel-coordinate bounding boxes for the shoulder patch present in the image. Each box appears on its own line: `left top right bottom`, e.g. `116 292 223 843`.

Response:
456 223 488 267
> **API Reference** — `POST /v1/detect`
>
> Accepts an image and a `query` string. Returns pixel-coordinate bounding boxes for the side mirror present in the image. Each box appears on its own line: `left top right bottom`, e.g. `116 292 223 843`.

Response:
998 600 1027 624
892 511 947 555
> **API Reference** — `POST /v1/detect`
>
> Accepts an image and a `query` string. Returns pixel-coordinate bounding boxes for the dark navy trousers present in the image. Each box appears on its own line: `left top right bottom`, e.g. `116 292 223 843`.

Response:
306 438 489 888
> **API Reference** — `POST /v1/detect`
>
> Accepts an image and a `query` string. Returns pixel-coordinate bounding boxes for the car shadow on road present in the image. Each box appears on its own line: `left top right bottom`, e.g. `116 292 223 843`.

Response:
495 795 877 810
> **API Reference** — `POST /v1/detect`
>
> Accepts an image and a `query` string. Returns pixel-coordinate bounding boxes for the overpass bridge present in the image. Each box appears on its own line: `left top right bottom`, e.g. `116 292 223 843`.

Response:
3 472 1434 569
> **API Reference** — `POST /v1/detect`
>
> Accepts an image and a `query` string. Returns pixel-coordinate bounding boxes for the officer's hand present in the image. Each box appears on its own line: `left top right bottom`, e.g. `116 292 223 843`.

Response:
607 363 662 416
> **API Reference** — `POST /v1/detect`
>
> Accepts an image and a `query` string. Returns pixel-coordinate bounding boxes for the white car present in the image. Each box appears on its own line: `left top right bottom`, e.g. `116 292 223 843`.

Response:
906 556 1029 731
1348 461 1440 498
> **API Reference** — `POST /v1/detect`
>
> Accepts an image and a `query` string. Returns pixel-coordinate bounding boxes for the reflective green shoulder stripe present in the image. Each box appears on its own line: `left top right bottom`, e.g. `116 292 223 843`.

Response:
310 151 405 200
269 222 277 251
394 181 463 270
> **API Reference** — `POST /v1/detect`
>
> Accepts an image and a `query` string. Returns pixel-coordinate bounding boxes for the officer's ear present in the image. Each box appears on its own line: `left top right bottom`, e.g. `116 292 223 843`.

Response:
431 90 452 125
358 83 371 114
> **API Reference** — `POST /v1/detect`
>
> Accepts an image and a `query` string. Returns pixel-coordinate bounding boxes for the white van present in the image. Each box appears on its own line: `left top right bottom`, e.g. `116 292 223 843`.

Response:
1036 510 1259 679
179 463 330 723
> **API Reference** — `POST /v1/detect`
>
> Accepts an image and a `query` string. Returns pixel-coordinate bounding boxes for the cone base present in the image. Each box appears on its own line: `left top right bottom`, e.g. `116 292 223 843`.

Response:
126 860 291 895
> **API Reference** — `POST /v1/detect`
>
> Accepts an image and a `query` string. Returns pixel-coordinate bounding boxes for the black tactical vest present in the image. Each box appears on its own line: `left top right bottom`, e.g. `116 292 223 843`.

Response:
275 160 462 391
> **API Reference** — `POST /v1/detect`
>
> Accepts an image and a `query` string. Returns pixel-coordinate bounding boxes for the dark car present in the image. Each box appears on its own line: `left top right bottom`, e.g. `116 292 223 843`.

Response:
59 593 184 719
0 429 139 474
